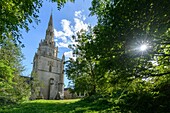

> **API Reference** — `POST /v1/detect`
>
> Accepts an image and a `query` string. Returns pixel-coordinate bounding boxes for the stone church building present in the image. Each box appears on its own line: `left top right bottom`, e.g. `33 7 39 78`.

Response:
31 14 64 100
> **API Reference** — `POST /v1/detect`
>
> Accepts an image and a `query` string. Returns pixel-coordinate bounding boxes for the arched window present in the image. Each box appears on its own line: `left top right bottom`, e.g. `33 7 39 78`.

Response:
49 65 52 72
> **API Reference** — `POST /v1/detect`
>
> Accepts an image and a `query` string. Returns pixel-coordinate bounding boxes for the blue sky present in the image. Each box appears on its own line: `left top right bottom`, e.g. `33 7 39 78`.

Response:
21 0 97 87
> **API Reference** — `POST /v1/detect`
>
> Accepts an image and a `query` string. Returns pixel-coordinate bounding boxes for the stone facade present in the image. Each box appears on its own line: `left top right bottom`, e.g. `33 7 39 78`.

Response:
31 14 64 100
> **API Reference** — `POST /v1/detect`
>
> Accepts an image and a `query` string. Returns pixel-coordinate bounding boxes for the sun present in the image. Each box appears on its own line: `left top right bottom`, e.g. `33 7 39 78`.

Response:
140 44 147 51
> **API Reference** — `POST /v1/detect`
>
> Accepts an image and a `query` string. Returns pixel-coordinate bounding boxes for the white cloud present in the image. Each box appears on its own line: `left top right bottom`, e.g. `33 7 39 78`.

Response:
64 51 76 60
54 10 89 54
64 51 73 58
54 29 67 43
74 18 88 33
75 11 81 17
60 36 67 43
54 29 65 37
61 19 73 37
57 42 69 48
75 10 86 20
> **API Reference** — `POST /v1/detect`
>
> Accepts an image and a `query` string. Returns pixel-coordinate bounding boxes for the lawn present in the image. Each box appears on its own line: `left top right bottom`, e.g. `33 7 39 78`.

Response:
0 99 112 113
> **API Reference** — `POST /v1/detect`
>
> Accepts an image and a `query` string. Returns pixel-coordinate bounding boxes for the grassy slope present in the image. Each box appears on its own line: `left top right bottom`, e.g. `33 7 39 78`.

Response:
0 99 111 113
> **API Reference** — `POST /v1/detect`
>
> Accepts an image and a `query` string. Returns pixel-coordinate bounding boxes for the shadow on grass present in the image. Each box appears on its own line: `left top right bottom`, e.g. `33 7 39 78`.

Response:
0 99 112 113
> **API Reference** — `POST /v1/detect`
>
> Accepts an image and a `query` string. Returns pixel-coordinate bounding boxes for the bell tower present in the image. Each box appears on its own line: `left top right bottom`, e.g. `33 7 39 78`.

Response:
31 14 64 100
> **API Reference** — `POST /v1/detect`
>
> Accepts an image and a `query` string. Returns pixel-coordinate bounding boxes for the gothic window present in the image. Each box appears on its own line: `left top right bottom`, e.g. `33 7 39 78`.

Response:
49 65 52 72
48 61 54 72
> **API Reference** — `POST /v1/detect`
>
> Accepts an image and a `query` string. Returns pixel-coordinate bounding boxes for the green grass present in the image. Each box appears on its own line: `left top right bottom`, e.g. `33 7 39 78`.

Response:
0 99 113 113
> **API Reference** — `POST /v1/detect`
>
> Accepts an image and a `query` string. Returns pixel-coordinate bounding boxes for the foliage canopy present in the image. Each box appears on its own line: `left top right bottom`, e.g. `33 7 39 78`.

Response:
65 0 170 112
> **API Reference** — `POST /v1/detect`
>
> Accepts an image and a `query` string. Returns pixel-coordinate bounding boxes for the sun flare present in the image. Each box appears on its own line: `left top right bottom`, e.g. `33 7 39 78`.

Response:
140 44 147 51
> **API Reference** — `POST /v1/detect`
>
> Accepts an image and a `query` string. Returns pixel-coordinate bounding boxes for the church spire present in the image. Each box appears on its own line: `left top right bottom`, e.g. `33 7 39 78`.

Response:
48 13 53 28
45 13 54 42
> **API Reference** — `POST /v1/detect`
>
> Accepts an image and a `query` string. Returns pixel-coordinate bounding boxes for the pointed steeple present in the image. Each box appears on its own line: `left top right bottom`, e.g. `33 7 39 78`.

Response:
48 13 53 29
45 13 54 43
62 54 65 61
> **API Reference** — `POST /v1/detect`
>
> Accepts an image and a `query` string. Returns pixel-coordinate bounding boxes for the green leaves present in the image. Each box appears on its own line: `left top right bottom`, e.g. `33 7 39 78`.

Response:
0 0 42 45
66 0 170 112
0 38 29 105
50 0 75 10
91 0 170 78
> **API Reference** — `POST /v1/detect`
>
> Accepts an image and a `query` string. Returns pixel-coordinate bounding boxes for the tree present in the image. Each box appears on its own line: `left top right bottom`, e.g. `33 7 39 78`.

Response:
65 29 114 96
0 0 75 46
86 0 170 112
0 0 43 45
51 0 75 9
0 37 30 105
65 30 97 95
65 1 170 112
89 0 170 81
0 60 14 104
